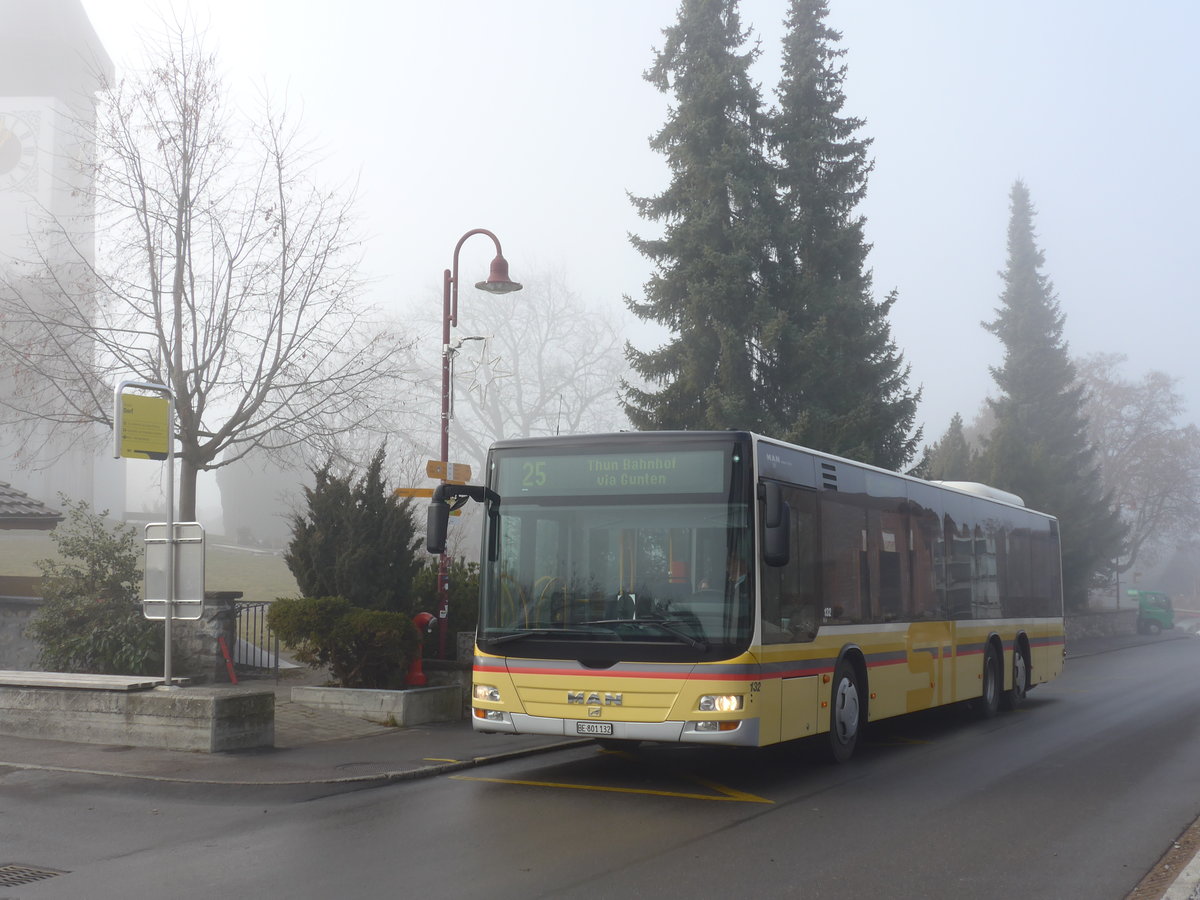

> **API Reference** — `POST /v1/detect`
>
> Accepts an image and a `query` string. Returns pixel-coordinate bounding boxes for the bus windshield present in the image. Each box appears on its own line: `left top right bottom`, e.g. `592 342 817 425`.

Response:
478 442 752 660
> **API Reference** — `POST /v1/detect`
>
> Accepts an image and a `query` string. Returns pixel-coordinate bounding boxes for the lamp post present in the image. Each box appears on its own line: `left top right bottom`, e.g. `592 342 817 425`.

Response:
437 228 521 657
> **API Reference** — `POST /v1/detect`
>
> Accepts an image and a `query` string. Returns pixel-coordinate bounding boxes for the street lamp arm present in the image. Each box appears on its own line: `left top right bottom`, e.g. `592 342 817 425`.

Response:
436 227 521 659
448 228 519 327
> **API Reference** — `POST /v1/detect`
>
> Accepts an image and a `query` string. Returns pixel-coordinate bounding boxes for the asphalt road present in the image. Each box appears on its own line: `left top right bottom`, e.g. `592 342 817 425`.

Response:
4 635 1198 899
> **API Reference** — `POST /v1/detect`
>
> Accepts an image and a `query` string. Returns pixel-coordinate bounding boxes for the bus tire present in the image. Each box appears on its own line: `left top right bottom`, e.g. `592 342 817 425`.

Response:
1001 641 1029 711
977 643 1001 719
828 658 864 763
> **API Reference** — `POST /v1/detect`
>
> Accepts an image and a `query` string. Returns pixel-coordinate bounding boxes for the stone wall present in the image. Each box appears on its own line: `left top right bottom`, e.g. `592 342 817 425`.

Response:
0 680 274 752
0 598 41 670
173 592 241 683
0 592 240 682
291 684 460 727
1064 607 1138 641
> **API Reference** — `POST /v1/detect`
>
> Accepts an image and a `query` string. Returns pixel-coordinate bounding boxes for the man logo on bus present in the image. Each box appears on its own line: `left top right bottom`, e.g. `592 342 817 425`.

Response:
567 691 623 706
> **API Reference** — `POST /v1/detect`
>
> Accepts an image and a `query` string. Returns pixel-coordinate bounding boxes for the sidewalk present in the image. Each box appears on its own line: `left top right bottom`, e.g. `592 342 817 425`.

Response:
0 629 1192 787
0 666 586 786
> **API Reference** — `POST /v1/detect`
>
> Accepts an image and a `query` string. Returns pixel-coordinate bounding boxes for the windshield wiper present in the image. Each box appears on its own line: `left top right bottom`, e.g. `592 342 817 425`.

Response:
581 617 709 650
485 627 609 646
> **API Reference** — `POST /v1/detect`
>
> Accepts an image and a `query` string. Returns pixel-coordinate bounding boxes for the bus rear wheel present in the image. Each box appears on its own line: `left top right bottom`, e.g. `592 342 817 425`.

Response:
1001 642 1029 711
977 644 1001 719
828 659 864 763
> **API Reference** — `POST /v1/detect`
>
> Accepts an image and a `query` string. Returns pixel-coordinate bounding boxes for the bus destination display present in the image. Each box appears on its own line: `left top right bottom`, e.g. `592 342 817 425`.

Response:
497 449 727 497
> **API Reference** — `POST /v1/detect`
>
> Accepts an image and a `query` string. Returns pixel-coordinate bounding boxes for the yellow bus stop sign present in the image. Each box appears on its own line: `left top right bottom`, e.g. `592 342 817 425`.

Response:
119 393 170 460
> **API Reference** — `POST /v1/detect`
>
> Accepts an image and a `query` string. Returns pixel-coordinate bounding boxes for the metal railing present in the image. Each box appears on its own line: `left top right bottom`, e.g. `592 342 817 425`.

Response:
233 601 281 679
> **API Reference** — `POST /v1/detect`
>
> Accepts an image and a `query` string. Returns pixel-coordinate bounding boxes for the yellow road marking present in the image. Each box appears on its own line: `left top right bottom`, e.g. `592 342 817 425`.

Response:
682 774 773 803
450 773 772 804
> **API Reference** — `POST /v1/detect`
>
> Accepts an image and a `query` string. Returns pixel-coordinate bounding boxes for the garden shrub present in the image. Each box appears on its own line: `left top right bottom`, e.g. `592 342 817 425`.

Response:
267 596 417 689
28 498 163 675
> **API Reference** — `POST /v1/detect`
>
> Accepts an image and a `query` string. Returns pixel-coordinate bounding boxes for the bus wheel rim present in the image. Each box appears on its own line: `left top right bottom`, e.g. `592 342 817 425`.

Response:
834 677 859 740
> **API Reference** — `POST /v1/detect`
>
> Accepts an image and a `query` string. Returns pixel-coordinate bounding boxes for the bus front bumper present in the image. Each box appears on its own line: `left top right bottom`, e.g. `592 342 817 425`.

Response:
471 710 761 747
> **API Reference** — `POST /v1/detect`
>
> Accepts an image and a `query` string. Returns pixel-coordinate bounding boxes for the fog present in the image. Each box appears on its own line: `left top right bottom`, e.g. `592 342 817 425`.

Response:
8 1 1198 530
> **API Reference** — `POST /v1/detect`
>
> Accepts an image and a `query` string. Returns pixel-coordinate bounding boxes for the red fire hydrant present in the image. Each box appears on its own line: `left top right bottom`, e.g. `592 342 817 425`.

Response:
406 612 438 687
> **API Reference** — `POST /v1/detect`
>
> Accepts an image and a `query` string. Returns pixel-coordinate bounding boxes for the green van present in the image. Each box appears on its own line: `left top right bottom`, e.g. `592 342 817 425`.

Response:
1130 590 1174 635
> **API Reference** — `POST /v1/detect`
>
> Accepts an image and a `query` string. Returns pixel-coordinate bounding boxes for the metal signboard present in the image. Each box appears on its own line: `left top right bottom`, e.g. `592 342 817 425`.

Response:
143 522 205 620
116 392 170 460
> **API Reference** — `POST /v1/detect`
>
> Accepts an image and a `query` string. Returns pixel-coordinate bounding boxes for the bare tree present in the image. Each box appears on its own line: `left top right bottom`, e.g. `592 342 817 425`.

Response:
441 264 629 472
0 21 414 518
1076 352 1200 575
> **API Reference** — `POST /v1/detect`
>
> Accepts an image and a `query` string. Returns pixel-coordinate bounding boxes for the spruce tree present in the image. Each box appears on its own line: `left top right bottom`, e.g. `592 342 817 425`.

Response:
981 181 1124 609
622 0 781 429
923 413 976 481
765 0 919 468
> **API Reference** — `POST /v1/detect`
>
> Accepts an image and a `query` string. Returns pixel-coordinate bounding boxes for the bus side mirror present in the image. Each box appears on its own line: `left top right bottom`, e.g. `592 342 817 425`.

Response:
426 483 500 556
426 499 450 554
759 481 790 568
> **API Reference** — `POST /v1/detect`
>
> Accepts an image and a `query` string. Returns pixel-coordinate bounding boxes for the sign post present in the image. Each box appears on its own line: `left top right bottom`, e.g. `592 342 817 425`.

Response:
113 381 182 688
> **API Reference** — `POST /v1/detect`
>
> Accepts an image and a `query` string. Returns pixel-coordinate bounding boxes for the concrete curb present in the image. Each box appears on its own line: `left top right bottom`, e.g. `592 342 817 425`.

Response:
1066 630 1196 659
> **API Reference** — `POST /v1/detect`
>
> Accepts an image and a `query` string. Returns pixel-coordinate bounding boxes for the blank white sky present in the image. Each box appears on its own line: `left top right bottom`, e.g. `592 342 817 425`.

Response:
80 0 1200 443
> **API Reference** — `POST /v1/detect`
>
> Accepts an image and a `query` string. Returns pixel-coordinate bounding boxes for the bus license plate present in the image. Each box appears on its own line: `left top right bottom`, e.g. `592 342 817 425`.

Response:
576 721 613 736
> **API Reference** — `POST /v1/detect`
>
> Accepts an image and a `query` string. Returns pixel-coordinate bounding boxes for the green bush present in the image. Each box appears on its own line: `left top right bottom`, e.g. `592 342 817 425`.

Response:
28 498 163 675
267 596 417 689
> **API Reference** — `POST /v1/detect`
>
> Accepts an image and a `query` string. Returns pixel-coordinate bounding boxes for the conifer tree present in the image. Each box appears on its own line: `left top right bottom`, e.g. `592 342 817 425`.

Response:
922 413 976 481
981 181 1124 609
765 0 919 468
624 0 919 470
285 446 423 613
623 0 781 429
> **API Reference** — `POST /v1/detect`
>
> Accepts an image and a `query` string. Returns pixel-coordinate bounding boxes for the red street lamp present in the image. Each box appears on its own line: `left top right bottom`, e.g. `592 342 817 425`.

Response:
437 228 521 657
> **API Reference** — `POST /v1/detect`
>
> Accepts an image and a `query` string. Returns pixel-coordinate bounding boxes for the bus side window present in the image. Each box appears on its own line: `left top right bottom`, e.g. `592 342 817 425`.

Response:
761 487 819 643
819 486 867 625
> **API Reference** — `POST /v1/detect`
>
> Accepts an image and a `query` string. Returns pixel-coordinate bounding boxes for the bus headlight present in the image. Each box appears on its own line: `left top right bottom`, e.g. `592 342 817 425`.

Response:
473 684 501 702
698 694 743 712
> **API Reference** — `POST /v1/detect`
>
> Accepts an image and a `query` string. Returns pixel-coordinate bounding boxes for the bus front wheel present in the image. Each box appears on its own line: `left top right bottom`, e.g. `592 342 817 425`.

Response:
828 659 864 763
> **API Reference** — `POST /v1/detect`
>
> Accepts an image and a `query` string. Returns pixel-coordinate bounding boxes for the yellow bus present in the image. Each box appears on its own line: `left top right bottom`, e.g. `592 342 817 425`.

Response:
427 431 1065 761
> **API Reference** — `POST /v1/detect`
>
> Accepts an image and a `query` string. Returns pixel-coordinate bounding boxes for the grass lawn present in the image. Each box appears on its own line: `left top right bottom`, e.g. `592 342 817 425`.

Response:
0 531 299 605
